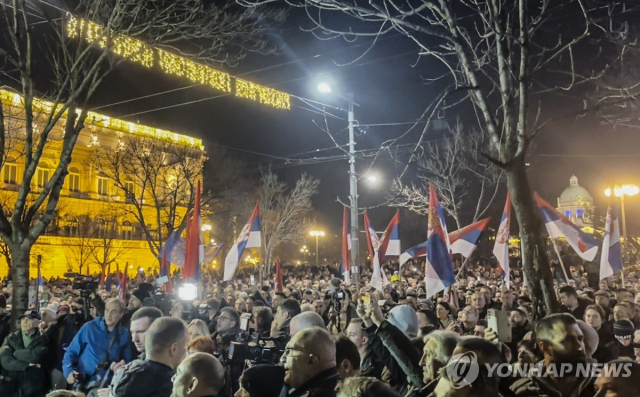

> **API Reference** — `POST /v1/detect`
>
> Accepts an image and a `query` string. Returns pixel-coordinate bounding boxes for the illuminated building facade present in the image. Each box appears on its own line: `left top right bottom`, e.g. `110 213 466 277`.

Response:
556 175 595 228
0 89 204 278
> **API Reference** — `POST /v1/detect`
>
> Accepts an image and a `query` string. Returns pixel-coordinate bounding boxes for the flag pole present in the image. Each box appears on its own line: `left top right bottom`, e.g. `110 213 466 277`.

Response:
551 238 571 283
455 256 471 280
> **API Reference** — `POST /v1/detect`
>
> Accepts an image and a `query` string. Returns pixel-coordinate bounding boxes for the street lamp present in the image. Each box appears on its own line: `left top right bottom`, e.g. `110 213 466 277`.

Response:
310 230 325 266
605 184 639 280
317 82 360 287
300 245 309 260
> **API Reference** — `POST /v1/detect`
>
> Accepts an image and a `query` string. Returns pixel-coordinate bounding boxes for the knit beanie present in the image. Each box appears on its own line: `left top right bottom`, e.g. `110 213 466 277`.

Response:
386 305 419 338
614 319 635 340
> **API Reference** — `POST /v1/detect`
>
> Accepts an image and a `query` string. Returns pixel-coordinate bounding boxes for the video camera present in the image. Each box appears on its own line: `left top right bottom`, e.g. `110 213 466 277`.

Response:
64 272 99 293
224 313 284 367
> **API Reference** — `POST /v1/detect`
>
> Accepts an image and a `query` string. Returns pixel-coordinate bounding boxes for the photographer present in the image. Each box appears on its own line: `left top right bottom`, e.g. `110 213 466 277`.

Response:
63 298 132 394
0 310 49 397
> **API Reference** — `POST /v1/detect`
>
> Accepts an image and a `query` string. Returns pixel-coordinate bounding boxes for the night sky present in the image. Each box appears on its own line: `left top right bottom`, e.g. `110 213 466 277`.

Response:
84 7 640 260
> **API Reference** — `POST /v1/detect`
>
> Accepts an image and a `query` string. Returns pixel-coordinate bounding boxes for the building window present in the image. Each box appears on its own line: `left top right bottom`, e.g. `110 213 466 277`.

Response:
124 180 135 202
3 163 17 184
122 220 134 240
97 177 109 196
37 168 51 188
95 217 106 238
577 209 584 218
564 210 571 219
68 167 80 192
65 215 79 237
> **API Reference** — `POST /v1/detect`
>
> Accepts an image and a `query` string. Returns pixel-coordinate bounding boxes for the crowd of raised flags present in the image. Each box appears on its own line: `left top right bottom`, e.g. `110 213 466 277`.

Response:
135 178 625 299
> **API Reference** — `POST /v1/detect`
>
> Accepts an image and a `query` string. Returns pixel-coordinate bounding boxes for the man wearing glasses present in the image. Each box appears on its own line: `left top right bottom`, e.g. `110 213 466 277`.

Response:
279 327 339 397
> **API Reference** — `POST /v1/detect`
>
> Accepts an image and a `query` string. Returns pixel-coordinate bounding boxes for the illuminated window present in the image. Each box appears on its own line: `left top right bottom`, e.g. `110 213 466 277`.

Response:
97 177 109 196
65 215 79 237
3 163 17 184
124 180 135 202
68 167 80 192
37 165 51 188
564 210 571 218
122 220 134 240
577 209 584 218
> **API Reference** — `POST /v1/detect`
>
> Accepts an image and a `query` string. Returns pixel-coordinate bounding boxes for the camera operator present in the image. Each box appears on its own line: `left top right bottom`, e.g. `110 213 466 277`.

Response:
46 297 95 390
0 310 49 397
63 298 132 395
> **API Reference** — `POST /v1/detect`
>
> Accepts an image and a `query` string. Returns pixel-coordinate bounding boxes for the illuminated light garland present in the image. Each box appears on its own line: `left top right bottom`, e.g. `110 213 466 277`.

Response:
0 90 203 149
235 79 291 110
65 17 290 110
158 50 231 93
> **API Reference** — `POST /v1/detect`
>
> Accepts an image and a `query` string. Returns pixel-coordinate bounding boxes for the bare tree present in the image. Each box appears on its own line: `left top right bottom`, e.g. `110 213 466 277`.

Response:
238 0 640 316
91 135 204 258
260 171 318 277
392 120 502 229
64 215 96 274
88 213 129 277
0 0 284 327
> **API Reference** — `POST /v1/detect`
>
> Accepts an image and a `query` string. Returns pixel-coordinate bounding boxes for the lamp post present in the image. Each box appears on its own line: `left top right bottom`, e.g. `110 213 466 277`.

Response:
310 230 325 266
317 83 360 287
605 184 639 284
300 246 309 261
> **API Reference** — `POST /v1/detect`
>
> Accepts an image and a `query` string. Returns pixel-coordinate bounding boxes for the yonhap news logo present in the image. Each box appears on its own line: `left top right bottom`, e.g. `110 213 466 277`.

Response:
446 351 480 389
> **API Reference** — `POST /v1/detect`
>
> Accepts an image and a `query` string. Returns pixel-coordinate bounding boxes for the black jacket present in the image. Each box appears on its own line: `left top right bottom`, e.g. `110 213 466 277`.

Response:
0 329 49 397
0 312 10 350
111 359 175 397
45 312 86 371
279 368 339 397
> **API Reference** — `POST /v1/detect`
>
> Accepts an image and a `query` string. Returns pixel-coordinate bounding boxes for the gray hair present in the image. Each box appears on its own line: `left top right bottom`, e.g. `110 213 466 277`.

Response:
300 303 313 312
423 330 461 365
290 311 326 336
106 298 126 313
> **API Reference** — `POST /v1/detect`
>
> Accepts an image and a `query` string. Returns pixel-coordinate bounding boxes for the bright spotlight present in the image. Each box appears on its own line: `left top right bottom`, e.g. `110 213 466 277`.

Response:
317 82 332 93
367 174 378 183
178 283 198 301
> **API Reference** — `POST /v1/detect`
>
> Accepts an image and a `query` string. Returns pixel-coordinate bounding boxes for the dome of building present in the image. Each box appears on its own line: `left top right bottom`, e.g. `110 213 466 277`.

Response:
558 175 593 205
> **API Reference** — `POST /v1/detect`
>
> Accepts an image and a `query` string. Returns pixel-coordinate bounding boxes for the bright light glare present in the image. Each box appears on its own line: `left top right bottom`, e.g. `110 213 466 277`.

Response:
367 175 379 183
605 184 639 198
317 83 332 93
178 283 198 301
310 230 325 237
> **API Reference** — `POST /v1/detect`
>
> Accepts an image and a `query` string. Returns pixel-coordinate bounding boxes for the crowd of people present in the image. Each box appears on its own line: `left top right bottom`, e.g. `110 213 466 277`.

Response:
1 258 640 397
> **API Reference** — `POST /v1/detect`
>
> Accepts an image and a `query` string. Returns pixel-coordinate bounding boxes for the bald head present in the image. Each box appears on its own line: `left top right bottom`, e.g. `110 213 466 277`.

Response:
172 353 225 397
281 328 337 389
290 312 326 336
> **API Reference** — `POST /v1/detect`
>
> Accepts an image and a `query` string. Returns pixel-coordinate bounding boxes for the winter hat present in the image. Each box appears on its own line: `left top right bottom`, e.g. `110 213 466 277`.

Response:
614 319 635 340
386 305 419 338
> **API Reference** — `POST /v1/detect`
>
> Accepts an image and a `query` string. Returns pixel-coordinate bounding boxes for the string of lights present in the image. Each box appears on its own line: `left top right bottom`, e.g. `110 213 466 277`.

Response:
66 17 290 110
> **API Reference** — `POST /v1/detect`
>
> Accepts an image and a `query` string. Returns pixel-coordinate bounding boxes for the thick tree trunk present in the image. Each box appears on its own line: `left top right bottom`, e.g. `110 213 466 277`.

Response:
506 156 558 319
9 244 32 330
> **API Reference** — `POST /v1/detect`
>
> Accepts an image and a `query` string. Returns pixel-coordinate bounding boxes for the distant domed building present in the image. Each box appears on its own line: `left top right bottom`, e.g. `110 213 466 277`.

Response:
556 175 595 227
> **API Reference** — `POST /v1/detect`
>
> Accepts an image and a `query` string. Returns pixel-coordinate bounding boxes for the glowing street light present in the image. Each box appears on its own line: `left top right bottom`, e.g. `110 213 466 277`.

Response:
201 224 212 231
366 174 379 183
604 184 639 282
310 230 325 266
317 82 332 93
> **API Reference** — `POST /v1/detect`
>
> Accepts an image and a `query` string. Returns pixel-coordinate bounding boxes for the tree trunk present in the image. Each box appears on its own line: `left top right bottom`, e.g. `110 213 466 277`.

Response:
9 244 32 330
506 156 558 319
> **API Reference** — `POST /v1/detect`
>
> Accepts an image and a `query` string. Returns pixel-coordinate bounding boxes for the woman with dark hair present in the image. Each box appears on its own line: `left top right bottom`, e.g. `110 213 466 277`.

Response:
435 302 455 329
234 365 285 397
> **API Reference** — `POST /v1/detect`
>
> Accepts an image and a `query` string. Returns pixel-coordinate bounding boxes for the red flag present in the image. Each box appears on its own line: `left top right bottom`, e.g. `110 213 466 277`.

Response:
363 211 376 260
100 265 106 288
184 181 203 281
119 265 128 299
340 206 351 282
161 250 173 294
275 258 283 293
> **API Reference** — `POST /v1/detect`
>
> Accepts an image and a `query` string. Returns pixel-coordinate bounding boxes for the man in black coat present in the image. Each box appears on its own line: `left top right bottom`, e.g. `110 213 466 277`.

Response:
0 295 10 347
279 327 339 397
0 310 49 397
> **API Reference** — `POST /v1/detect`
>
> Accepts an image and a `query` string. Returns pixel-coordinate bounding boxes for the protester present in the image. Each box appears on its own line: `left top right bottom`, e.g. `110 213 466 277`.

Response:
279 327 339 397
558 285 590 321
0 310 49 397
334 334 361 379
235 365 285 397
593 360 640 397
271 298 301 339
290 311 325 336
605 319 636 361
171 353 225 397
0 294 10 346
187 319 211 341
336 377 401 397
187 336 216 355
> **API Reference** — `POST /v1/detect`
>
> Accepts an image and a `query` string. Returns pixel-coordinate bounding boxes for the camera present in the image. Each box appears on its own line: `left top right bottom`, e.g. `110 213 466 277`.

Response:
227 338 284 367
64 273 99 292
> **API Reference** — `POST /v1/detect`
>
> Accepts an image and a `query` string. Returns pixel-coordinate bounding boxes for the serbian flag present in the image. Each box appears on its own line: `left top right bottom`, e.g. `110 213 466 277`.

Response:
184 181 204 281
364 212 388 291
450 218 491 258
535 193 598 261
425 183 454 297
275 258 283 293
119 268 128 299
106 263 113 292
400 241 428 266
379 210 401 260
493 193 511 288
224 202 261 281
340 207 351 284
600 200 623 280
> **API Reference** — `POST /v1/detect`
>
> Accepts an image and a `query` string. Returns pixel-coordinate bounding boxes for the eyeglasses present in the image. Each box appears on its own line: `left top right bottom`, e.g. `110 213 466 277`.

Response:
218 316 233 322
283 346 315 358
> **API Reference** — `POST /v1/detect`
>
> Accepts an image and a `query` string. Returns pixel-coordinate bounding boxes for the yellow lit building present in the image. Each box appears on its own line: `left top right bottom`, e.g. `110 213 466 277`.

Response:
0 89 204 279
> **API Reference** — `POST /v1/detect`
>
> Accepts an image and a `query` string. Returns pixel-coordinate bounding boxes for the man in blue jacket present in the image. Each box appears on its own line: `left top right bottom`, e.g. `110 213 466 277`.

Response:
63 298 132 394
